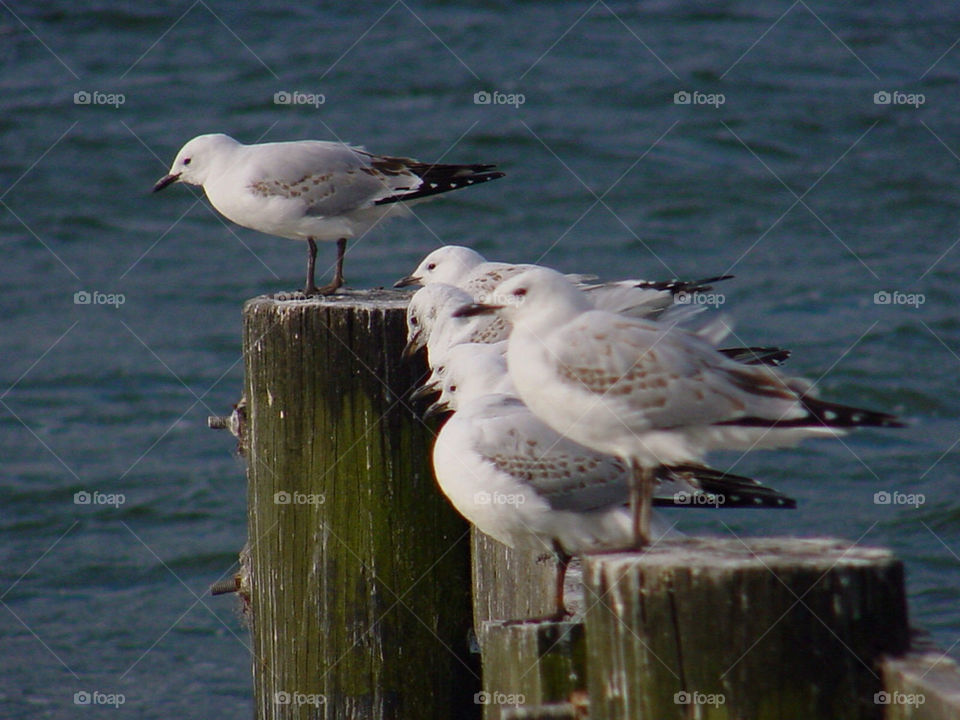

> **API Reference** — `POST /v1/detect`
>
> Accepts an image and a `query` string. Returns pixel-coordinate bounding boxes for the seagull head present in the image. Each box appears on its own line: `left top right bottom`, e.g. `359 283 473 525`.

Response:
394 245 487 287
452 267 592 331
153 133 238 192
403 284 474 360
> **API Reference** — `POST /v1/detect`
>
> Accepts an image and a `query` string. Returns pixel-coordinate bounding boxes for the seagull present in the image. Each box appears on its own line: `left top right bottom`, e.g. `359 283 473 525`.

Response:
403 283 509 362
153 135 504 295
428 342 795 617
454 267 902 546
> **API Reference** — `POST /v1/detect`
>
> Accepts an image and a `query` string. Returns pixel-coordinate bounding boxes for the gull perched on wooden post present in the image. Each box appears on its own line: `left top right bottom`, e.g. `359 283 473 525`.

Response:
454 267 903 546
153 134 504 295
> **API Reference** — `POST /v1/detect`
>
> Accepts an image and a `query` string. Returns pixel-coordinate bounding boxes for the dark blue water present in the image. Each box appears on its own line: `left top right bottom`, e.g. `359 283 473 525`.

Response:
2 1 958 716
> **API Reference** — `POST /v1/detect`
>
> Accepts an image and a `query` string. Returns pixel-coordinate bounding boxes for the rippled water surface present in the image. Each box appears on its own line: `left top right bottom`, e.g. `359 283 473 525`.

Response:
2 1 959 717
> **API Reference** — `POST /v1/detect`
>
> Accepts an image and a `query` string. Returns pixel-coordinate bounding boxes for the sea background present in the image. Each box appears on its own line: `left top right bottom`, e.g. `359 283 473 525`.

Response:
1 1 958 717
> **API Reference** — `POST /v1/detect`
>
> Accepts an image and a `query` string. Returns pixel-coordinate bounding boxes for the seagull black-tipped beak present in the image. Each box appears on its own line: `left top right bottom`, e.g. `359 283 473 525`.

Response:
452 302 501 318
393 275 421 288
152 172 181 192
401 337 425 361
409 381 440 402
423 397 452 420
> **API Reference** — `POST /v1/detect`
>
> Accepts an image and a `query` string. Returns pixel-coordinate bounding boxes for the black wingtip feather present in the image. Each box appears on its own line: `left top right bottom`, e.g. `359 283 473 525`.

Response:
719 395 905 429
633 274 735 295
655 464 797 509
375 169 505 205
719 346 793 367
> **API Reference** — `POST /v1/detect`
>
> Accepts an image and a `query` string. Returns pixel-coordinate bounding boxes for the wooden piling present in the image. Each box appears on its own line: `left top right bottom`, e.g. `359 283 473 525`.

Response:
582 537 909 720
242 291 476 720
471 528 558 627
478 620 586 720
881 651 960 719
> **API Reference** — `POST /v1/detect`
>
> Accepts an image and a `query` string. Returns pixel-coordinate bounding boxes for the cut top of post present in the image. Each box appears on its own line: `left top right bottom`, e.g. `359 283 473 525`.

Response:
591 537 898 571
245 288 413 312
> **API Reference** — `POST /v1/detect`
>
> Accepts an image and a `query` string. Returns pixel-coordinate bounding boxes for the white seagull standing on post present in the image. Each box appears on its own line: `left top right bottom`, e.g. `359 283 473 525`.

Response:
153 134 504 295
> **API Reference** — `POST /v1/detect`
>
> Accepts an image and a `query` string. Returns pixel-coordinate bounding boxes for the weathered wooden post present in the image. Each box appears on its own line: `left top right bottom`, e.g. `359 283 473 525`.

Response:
242 290 477 720
583 537 910 720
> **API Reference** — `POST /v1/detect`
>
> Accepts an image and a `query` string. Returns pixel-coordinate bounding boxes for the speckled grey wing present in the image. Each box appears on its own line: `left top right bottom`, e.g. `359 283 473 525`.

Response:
544 313 803 430
462 264 526 297
244 141 419 217
465 265 597 299
471 401 631 512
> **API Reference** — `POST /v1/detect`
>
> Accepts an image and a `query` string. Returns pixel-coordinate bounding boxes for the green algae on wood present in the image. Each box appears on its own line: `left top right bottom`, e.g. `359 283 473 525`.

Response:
243 290 476 720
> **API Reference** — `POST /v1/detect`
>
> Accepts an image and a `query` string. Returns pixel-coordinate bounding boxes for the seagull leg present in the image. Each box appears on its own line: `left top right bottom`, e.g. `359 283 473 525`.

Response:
314 237 347 295
629 460 652 548
640 464 653 544
552 545 573 620
303 238 320 295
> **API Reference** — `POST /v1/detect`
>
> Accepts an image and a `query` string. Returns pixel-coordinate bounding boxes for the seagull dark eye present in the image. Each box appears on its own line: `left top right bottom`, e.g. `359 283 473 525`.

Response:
449 385 457 392
427 263 436 271
183 158 192 166
410 316 418 326
513 287 527 297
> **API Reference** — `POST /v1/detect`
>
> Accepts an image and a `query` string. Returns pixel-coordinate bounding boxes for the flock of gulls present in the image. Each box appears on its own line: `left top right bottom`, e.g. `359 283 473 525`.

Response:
394 246 902 616
154 135 903 617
